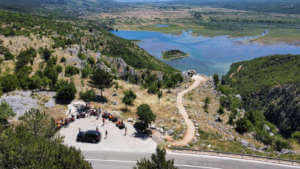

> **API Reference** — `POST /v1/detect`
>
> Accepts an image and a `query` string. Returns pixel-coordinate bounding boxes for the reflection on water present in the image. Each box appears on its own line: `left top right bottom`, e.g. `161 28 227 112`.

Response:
112 30 300 75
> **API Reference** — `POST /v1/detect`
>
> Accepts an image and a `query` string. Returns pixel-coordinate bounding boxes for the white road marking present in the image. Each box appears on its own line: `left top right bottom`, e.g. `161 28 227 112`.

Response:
85 159 222 169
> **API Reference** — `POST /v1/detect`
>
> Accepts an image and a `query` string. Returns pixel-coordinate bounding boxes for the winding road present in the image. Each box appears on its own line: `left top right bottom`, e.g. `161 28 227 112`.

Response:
75 74 299 169
171 75 207 146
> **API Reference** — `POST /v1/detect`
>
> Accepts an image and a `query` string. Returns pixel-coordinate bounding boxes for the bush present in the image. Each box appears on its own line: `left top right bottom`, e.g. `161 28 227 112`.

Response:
87 56 95 65
0 101 15 126
147 83 159 94
122 90 137 106
217 106 225 115
78 52 86 60
235 117 253 134
292 131 300 143
60 57 66 63
134 147 178 169
80 89 96 102
203 97 210 113
16 48 36 70
0 74 19 92
213 74 219 86
56 65 63 74
65 66 80 77
274 137 290 151
81 65 92 78
55 80 77 104
39 48 52 61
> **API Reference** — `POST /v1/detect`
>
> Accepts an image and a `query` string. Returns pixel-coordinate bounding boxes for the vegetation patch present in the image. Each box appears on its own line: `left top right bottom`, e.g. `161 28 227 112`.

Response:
162 50 188 60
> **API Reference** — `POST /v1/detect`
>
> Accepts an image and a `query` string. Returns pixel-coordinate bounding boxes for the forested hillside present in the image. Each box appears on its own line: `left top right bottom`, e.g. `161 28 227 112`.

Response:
0 0 125 15
222 55 300 137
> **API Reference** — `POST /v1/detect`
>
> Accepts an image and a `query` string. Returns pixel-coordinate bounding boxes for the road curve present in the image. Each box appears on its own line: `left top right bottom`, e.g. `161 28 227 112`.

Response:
171 75 207 146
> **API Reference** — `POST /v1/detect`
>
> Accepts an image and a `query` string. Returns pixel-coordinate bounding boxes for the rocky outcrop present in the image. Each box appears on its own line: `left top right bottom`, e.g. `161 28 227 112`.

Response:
106 57 136 78
182 69 196 80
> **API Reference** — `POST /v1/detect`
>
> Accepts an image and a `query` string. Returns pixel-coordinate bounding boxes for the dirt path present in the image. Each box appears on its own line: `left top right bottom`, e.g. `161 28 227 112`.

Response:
171 75 207 146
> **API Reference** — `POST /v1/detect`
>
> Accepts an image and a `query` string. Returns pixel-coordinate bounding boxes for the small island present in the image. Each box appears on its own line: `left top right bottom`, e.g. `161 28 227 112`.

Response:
162 50 188 60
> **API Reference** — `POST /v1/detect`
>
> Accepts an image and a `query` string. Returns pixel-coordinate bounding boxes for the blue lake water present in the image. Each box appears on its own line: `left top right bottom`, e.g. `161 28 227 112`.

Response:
112 30 300 75
156 24 169 28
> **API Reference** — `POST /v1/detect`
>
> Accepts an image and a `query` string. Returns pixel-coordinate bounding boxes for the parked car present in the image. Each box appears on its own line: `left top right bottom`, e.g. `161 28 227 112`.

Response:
76 130 101 143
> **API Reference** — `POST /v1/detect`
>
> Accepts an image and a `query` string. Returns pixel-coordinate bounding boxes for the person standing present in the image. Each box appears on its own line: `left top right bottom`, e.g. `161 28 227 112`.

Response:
124 126 127 136
105 130 108 139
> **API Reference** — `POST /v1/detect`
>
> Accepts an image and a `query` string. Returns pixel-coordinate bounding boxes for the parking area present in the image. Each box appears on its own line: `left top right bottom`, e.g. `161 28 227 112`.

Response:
58 109 157 153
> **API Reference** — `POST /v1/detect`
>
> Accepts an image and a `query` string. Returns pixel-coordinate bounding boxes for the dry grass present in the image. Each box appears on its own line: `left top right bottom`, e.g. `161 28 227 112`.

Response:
182 80 264 150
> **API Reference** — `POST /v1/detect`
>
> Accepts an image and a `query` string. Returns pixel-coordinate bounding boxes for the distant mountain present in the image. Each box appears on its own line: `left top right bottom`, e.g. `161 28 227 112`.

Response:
0 0 124 14
223 54 300 136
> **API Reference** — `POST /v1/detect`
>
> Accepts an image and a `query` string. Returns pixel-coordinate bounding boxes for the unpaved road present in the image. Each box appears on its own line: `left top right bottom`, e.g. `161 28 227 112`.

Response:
171 75 207 146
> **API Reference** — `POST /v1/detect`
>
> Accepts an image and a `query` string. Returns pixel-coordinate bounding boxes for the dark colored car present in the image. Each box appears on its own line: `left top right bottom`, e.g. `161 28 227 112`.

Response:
76 130 101 143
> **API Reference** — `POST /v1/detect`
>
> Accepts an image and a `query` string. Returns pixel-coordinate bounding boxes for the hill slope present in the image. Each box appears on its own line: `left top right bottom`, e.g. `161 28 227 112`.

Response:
223 54 300 136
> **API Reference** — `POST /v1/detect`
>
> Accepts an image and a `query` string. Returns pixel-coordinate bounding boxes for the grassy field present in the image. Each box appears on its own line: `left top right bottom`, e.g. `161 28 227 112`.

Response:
96 6 300 44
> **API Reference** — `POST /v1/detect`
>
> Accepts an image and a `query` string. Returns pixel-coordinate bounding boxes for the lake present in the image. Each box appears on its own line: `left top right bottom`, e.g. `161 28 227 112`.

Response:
112 30 300 75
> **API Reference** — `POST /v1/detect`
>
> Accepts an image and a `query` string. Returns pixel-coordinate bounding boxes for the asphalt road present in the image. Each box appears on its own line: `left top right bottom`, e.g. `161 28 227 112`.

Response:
84 151 300 169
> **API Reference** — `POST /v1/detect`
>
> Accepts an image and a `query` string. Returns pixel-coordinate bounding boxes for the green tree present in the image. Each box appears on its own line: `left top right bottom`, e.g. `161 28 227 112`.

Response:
60 56 66 63
213 74 219 86
80 89 96 102
203 97 210 113
90 68 113 96
0 109 92 169
0 74 19 92
65 66 80 77
0 101 15 126
136 104 156 131
55 80 77 104
40 48 52 61
122 90 137 106
134 147 178 169
217 106 225 115
235 117 253 134
157 90 162 100
18 109 56 138
87 56 95 66
274 137 290 151
291 131 300 144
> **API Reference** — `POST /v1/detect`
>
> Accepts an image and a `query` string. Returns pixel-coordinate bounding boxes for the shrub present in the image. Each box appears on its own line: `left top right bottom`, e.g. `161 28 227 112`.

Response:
81 65 92 78
213 74 219 86
0 74 19 92
235 117 253 134
55 80 77 104
87 56 95 65
16 48 36 70
122 90 137 106
80 89 96 102
55 65 63 74
292 131 300 143
0 101 15 126
134 147 178 169
274 137 290 151
60 57 66 63
217 106 225 115
65 66 80 77
39 48 52 61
